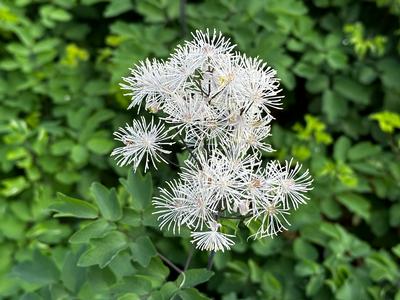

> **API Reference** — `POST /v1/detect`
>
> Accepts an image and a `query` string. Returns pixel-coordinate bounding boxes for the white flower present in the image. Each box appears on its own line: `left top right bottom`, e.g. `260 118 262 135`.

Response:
181 183 219 231
152 180 192 234
180 149 249 213
233 118 274 153
237 55 283 116
188 29 236 64
246 201 291 239
120 59 170 110
162 92 213 147
191 221 235 252
272 159 313 209
111 117 174 172
116 29 314 250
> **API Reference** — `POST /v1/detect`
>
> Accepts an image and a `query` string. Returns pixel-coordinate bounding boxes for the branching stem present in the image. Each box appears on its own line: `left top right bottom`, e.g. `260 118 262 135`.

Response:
157 252 183 273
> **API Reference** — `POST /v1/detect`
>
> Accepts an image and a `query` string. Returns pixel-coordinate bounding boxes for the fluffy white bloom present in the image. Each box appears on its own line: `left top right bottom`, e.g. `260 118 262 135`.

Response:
182 184 219 231
115 29 314 251
271 159 313 210
152 180 191 234
111 117 174 172
120 59 170 111
191 221 235 252
246 201 291 239
180 149 250 213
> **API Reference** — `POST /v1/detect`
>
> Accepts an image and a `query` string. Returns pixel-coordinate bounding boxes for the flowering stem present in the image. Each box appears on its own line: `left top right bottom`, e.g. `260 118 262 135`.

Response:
218 215 248 220
157 252 183 273
160 154 180 168
218 213 251 220
194 79 208 97
177 133 202 167
179 0 188 38
184 246 195 271
207 250 216 270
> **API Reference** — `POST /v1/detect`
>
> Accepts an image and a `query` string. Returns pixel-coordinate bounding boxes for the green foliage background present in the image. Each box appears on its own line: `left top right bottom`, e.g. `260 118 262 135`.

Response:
1 0 400 299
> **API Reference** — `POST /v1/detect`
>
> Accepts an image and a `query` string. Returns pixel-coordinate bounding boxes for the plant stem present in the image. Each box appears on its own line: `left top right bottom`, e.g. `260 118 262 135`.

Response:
218 213 251 220
179 0 188 38
160 154 180 168
157 252 183 273
184 246 195 271
177 133 202 167
207 250 216 270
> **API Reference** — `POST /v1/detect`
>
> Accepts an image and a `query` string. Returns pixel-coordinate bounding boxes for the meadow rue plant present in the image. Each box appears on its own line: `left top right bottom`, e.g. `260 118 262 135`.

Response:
112 29 313 253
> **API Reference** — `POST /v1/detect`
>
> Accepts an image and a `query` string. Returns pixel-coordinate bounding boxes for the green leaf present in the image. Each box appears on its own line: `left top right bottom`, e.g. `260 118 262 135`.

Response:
117 294 140 300
50 193 98 219
177 288 209 300
326 49 347 70
322 90 348 122
347 142 381 161
321 197 342 219
370 111 400 134
129 236 157 267
135 256 170 288
293 238 318 260
69 219 116 244
306 273 325 297
90 182 122 221
295 260 323 277
337 193 370 221
389 203 400 227
333 76 371 104
261 271 282 298
0 176 30 197
87 137 114 155
71 144 89 165
392 244 400 258
12 251 59 286
176 268 214 289
366 250 399 283
333 136 351 162
61 248 87 293
104 0 133 18
50 139 74 156
377 58 400 89
77 231 127 268
109 252 136 279
120 170 153 210
111 275 153 295
248 259 263 283
293 61 318 79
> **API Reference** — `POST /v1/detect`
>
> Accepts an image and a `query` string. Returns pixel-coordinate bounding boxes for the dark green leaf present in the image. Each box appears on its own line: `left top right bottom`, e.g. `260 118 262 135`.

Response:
78 231 127 268
104 0 134 17
90 182 122 221
69 219 116 244
50 193 98 219
61 248 87 293
130 236 157 267
337 193 370 221
12 251 59 286
347 142 381 161
120 170 153 210
176 268 214 289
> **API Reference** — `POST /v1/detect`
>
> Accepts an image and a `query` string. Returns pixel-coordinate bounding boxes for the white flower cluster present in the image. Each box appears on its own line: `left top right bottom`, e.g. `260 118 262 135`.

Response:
112 29 313 252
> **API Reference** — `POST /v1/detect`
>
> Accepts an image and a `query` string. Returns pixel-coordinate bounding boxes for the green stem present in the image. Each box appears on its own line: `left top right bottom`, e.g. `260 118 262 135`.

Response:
207 250 216 270
184 246 195 271
157 252 183 273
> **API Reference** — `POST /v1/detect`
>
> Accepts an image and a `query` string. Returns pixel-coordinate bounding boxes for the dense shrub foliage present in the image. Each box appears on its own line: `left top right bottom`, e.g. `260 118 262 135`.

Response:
1 0 400 299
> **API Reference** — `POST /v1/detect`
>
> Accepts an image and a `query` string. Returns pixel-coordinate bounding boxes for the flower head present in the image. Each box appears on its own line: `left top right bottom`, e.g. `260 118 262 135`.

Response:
111 117 173 172
190 221 235 252
272 158 313 210
115 29 313 251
